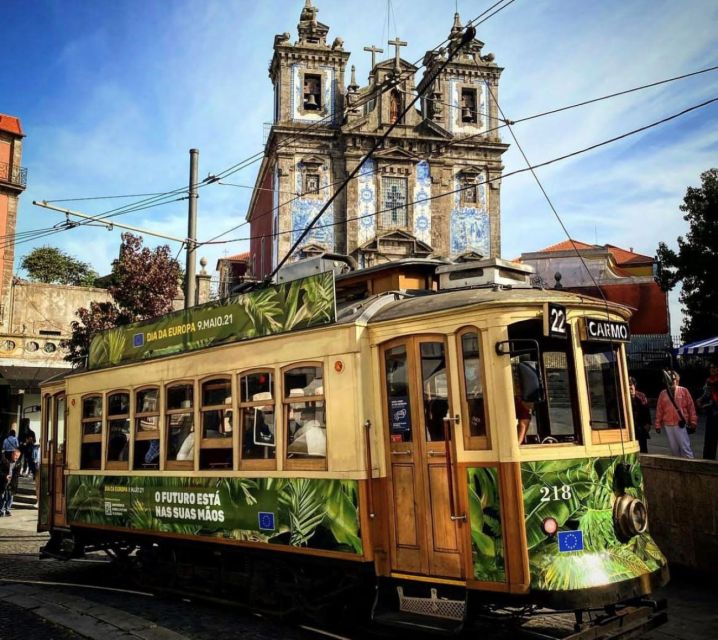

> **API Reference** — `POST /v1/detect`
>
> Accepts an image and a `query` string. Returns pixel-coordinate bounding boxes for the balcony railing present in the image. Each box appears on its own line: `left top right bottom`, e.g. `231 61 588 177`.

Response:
0 161 27 188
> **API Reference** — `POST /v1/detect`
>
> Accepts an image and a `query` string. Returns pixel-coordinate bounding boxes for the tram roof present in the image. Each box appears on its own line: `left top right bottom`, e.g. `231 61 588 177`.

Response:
365 285 630 324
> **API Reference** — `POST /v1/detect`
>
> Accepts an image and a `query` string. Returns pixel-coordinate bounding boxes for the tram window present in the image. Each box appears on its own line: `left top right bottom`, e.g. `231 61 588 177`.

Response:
384 345 412 443
200 378 233 470
106 391 130 467
134 388 160 470
239 371 276 466
43 395 52 458
459 330 489 448
55 395 66 453
508 319 580 445
82 396 102 435
81 394 102 470
166 383 195 466
421 342 449 442
284 365 326 467
583 343 626 430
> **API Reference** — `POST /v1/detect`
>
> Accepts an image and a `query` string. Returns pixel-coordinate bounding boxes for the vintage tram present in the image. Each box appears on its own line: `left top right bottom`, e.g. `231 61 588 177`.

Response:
38 257 668 636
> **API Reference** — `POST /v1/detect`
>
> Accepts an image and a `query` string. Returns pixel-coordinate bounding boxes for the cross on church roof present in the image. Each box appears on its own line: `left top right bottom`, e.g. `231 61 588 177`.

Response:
388 36 407 71
363 44 384 70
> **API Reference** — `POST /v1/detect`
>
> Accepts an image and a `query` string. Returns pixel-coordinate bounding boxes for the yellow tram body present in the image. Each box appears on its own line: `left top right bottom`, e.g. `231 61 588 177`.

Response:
38 262 668 628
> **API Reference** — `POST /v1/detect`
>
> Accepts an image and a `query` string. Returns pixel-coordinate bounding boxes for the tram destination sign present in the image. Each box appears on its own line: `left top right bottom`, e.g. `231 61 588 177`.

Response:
581 317 631 343
88 271 336 370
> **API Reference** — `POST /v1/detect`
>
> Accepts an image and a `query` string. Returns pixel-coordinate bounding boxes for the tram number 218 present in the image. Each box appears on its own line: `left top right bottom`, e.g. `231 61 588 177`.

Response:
539 485 573 502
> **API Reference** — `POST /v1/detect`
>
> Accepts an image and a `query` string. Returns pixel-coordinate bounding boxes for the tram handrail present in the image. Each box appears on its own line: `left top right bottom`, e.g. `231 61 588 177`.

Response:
443 415 466 522
363 420 375 519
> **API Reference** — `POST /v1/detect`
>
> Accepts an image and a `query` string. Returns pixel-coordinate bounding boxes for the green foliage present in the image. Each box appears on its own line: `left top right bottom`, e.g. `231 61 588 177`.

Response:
656 168 718 341
20 246 99 286
280 478 327 547
523 454 666 590
324 481 363 554
67 475 361 554
467 467 505 582
65 233 181 366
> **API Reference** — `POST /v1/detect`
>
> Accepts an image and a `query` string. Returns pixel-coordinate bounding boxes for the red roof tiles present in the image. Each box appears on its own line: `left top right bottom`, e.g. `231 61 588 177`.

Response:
535 239 653 266
0 114 24 136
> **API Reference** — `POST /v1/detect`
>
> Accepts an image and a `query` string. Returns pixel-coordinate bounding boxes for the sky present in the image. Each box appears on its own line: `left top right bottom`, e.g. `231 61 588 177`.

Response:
3 0 718 334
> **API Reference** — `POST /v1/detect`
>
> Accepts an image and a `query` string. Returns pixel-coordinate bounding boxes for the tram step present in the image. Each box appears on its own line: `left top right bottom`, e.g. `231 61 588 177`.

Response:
372 581 466 635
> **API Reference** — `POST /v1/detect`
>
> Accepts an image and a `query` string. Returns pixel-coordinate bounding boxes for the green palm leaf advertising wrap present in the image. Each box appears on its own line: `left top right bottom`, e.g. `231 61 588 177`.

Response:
66 475 363 555
467 467 506 582
88 272 336 369
520 454 666 591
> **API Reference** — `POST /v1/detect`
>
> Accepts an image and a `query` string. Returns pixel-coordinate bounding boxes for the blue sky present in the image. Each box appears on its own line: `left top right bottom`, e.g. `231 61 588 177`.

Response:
3 0 718 332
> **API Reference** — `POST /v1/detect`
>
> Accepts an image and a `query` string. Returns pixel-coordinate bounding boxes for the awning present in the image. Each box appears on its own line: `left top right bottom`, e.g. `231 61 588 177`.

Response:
677 336 718 356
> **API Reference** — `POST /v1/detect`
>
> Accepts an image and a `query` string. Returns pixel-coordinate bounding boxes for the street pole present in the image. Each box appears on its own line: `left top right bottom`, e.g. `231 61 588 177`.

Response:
185 148 199 309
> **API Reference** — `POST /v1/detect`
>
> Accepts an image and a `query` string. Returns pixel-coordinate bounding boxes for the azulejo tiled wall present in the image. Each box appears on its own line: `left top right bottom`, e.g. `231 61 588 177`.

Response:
291 65 336 124
291 161 335 251
413 161 432 245
356 158 377 246
450 172 490 257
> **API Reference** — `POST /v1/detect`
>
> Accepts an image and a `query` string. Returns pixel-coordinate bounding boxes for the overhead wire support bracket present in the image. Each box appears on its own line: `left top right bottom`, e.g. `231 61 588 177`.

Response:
33 200 189 244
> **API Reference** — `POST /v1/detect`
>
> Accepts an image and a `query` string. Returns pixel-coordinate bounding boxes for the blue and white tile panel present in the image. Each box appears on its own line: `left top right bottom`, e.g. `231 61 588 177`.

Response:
413 160 432 245
450 171 490 257
291 161 335 252
356 158 377 246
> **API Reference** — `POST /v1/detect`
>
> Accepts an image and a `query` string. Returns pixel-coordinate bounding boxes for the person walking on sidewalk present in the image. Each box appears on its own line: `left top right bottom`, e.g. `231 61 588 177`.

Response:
655 370 698 458
698 361 718 460
629 377 652 454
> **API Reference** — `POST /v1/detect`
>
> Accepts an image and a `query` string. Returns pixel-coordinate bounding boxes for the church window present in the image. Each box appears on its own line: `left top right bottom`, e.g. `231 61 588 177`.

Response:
303 74 322 110
390 90 402 124
461 88 478 124
303 172 320 196
381 176 408 228
461 177 479 206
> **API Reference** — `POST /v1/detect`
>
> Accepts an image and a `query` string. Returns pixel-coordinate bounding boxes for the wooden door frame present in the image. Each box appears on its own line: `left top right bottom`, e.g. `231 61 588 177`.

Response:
379 334 464 579
51 392 67 528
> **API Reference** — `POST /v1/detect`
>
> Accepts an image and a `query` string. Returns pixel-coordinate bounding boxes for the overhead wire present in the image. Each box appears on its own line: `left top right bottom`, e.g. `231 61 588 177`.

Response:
203 62 718 246
196 95 718 246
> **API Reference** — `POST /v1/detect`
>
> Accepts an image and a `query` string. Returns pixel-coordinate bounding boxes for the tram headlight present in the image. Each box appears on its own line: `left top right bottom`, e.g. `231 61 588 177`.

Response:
613 494 648 539
542 517 558 537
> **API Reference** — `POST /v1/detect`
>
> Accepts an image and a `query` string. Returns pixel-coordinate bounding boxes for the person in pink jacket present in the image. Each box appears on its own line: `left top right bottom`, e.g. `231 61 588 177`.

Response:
655 370 697 458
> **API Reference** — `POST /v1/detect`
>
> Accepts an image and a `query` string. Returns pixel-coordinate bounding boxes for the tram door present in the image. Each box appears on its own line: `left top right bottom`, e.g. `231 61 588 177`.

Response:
381 337 464 579
49 394 67 527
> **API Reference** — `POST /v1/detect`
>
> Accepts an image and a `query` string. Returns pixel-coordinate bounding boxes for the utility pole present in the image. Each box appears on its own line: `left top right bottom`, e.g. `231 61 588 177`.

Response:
185 148 199 309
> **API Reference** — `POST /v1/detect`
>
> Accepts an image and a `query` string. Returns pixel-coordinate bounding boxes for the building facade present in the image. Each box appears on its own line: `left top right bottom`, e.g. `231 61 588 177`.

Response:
519 240 671 365
248 1 508 277
0 113 26 316
0 113 115 436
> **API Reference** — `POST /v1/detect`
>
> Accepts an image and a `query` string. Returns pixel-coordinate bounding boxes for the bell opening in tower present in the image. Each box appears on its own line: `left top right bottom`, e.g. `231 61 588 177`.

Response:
303 74 322 110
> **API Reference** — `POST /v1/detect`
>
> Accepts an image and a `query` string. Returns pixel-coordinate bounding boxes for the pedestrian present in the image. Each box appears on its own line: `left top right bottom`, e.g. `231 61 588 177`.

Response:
2 428 20 461
629 377 651 454
22 432 38 479
655 370 698 458
0 448 21 516
698 361 718 460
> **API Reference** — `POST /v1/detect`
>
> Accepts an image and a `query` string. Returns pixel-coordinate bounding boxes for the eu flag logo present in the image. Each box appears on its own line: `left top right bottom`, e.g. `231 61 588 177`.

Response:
133 333 145 348
558 530 584 553
258 512 275 531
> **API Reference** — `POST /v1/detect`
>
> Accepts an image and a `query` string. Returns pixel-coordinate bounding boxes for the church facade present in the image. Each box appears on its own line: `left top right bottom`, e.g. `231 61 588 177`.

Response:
247 1 508 277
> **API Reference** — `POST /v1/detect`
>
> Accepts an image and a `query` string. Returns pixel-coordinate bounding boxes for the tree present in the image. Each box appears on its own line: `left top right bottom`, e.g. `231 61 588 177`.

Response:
20 246 99 286
656 168 718 342
64 233 181 366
